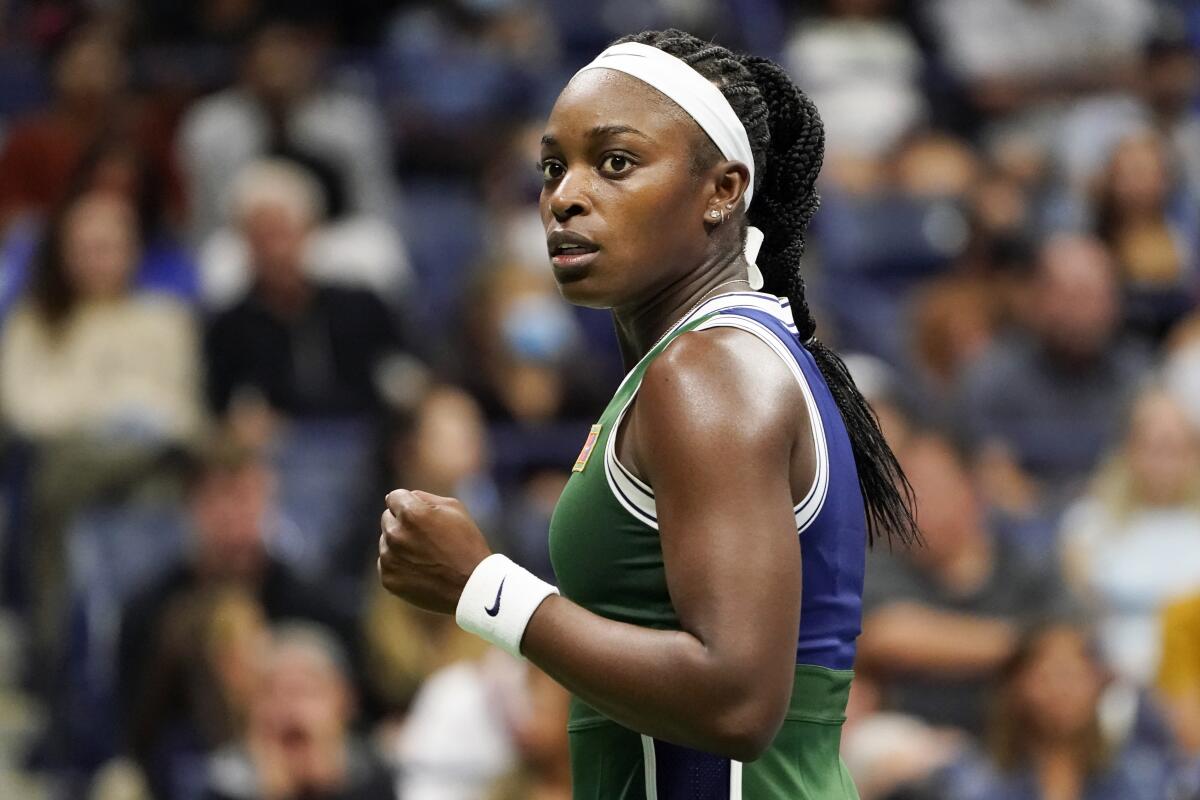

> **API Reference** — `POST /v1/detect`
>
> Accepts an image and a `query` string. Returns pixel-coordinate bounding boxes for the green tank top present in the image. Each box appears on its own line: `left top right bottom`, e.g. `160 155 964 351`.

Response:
547 307 708 631
546 297 859 799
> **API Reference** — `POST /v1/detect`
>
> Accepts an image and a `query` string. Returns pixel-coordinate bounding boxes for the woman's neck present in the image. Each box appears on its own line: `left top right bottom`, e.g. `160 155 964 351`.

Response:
1032 742 1087 800
611 252 749 369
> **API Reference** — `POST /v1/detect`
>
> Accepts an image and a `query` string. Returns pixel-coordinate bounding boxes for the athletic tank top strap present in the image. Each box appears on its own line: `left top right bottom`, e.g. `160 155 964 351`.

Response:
602 291 831 534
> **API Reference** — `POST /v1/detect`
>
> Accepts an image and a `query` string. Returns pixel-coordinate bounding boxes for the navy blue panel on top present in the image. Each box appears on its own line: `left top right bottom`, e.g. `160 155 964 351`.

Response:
715 306 867 672
652 738 731 799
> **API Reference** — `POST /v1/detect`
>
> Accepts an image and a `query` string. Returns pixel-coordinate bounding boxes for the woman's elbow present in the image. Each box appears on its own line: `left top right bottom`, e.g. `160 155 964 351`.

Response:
709 697 787 762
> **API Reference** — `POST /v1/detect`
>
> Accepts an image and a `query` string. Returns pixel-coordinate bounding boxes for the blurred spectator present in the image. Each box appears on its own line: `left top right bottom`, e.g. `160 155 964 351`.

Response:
119 586 268 800
816 131 978 364
0 22 182 233
460 261 599 425
486 666 571 800
362 585 487 724
357 385 498 716
1092 131 1198 341
0 190 202 442
840 673 966 800
858 433 1072 736
202 161 408 420
0 187 199 673
118 441 354 796
65 134 195 297
0 132 199 319
940 624 1175 800
177 22 395 241
910 277 1003 407
923 0 1154 129
784 0 925 162
1141 20 1200 198
1060 388 1200 685
199 157 410 311
391 649 525 800
204 622 396 800
957 234 1151 507
330 383 495 585
387 384 501 545
382 1 557 176
1158 592 1200 755
0 188 201 722
959 165 1037 275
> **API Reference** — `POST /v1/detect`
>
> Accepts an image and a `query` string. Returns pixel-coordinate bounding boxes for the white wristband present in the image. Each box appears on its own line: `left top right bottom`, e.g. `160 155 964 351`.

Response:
455 554 558 658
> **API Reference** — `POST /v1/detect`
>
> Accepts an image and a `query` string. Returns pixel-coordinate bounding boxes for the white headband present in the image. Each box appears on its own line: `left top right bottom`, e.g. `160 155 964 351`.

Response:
575 42 765 289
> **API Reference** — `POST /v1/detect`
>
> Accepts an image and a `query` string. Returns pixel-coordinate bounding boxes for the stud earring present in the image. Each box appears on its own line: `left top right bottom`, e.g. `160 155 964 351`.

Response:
708 209 722 221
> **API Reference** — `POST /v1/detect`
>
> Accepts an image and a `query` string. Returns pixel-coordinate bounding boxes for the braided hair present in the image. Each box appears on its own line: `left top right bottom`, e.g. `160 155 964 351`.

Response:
616 29 919 548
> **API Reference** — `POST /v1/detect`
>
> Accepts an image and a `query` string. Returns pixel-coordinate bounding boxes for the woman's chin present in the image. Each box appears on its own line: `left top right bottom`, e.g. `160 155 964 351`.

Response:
554 275 612 309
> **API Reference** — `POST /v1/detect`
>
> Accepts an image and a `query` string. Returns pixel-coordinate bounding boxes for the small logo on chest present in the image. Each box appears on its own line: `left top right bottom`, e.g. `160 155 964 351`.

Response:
572 424 603 472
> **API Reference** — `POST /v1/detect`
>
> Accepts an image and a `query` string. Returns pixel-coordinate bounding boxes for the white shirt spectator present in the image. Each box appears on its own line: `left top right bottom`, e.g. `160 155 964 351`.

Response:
1062 500 1200 685
393 650 525 800
785 16 925 157
179 87 396 242
926 0 1155 84
0 295 203 442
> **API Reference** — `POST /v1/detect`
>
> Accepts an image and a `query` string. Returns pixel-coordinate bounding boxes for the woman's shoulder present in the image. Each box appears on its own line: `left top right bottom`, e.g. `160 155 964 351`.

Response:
1059 495 1119 547
652 321 802 391
640 324 806 438
2 299 39 328
124 291 198 326
0 301 52 345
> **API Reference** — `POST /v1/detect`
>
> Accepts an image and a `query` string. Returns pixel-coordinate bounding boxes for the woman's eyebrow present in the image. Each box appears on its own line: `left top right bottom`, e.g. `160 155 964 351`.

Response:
540 124 651 148
588 124 651 141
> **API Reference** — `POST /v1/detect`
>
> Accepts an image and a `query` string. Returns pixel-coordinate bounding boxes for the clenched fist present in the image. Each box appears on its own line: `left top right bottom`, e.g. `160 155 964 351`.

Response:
377 489 493 615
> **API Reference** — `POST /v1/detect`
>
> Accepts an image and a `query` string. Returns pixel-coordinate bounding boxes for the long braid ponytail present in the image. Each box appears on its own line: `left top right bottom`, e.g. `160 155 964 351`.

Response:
617 30 919 548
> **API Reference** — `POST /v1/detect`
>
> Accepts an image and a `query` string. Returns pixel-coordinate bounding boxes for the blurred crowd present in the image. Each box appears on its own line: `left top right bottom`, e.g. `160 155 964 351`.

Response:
0 0 1198 798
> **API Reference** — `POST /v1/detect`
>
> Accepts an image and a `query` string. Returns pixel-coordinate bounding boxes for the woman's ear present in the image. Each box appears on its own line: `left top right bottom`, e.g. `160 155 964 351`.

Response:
704 160 750 220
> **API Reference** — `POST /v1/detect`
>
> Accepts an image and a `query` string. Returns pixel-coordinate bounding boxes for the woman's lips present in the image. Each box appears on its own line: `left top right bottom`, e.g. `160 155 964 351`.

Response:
551 250 599 270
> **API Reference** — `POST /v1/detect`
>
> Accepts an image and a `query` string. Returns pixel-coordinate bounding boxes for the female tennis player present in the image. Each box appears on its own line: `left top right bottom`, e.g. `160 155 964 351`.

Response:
378 28 919 799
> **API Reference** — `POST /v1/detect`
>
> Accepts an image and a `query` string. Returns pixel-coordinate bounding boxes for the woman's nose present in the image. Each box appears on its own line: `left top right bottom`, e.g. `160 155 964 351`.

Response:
548 171 591 222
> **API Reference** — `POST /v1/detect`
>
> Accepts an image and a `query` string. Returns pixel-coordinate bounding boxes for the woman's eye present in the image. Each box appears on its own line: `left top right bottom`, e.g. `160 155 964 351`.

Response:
540 160 565 181
601 154 632 174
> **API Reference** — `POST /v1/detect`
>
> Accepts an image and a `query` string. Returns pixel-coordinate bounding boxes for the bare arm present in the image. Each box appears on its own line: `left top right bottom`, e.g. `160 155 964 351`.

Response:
522 329 807 758
857 602 1017 677
380 329 811 760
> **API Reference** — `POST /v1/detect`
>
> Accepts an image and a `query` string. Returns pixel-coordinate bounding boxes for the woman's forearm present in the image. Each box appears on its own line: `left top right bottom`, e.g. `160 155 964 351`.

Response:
521 594 786 761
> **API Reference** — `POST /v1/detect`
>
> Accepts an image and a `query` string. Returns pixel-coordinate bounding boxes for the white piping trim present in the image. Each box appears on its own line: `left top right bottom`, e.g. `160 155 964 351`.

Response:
618 292 795 395
730 759 744 799
603 392 660 530
641 735 659 800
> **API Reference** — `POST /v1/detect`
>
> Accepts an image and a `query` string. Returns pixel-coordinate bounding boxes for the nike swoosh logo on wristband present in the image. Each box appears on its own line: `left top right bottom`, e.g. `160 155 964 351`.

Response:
484 576 506 617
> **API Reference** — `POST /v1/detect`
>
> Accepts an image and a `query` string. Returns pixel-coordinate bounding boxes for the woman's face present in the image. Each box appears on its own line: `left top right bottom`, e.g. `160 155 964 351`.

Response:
252 644 350 755
1106 134 1169 216
63 192 139 301
1127 391 1200 505
1014 628 1103 742
538 70 723 309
